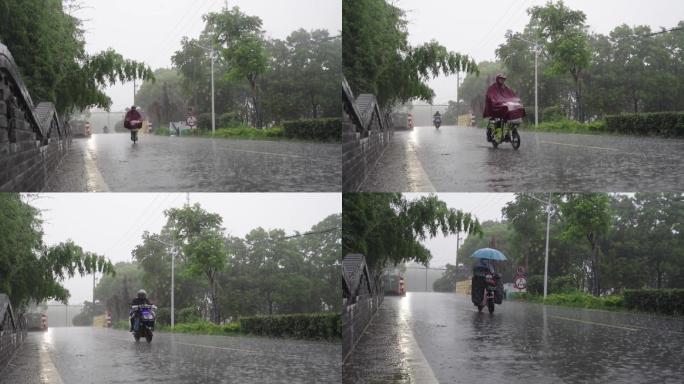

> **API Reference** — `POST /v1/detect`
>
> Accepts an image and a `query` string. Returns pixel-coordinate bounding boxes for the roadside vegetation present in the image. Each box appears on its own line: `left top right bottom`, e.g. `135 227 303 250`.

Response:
453 1 684 136
114 312 341 341
96 203 340 336
134 6 339 134
434 193 684 315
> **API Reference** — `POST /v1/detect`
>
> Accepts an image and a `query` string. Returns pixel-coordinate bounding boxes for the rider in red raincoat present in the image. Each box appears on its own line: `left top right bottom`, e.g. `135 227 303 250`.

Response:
483 74 525 122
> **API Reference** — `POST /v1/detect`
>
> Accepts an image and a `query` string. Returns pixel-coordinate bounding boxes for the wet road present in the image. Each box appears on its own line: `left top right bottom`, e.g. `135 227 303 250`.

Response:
344 293 684 384
45 134 340 192
1 327 340 383
357 126 684 192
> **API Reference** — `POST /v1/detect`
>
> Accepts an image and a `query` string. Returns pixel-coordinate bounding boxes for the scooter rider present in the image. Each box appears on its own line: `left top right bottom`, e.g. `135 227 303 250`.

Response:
130 289 152 332
124 106 143 141
433 111 442 123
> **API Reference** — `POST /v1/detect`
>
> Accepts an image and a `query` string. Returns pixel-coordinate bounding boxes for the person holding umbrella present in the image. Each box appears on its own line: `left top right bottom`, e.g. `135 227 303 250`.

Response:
470 248 506 312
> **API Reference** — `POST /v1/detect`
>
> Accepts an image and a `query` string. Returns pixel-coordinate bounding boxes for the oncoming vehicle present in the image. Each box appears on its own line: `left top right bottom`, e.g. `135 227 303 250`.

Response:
483 73 524 150
26 312 48 331
130 304 157 343
486 100 523 150
383 274 406 296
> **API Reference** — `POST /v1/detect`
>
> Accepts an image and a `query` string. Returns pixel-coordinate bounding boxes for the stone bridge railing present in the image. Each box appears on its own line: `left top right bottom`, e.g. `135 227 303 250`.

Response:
0 42 71 191
0 294 27 373
342 253 384 363
342 78 393 191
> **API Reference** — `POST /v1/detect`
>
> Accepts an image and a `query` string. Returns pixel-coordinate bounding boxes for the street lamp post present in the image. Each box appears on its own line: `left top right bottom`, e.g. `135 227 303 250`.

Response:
191 42 216 136
148 237 178 328
513 36 540 128
528 193 554 299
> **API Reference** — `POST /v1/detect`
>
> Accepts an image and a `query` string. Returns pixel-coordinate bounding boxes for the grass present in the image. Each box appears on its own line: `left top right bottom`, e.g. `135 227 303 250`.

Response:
154 125 329 142
512 291 625 311
521 119 608 134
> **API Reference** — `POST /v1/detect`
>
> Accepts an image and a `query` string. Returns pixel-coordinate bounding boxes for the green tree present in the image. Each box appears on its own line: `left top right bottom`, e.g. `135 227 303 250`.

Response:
0 194 115 307
343 0 477 107
166 204 227 323
343 193 483 275
0 0 154 114
205 6 268 127
529 0 591 121
560 193 611 296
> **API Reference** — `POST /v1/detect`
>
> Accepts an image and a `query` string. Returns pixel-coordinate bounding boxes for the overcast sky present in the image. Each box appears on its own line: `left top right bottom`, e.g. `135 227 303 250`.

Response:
403 193 515 268
396 0 684 104
73 0 341 111
29 193 341 304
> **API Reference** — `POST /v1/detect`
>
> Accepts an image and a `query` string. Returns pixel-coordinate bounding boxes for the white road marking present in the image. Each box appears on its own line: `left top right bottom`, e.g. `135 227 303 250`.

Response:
538 140 643 156
84 140 110 192
549 315 639 331
39 341 64 384
406 139 436 192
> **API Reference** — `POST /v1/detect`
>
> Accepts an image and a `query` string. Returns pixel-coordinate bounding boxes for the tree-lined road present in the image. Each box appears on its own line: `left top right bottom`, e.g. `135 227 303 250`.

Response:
344 293 684 384
45 134 341 192
1 327 340 384
357 126 684 192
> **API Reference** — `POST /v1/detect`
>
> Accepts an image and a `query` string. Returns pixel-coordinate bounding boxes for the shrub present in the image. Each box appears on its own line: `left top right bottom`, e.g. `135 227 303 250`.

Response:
543 291 624 310
605 112 684 137
155 307 171 325
526 275 544 295
239 313 341 340
533 119 607 133
197 113 212 130
624 289 684 315
542 105 564 122
214 126 284 139
549 276 577 294
177 307 202 324
219 112 242 128
282 118 341 141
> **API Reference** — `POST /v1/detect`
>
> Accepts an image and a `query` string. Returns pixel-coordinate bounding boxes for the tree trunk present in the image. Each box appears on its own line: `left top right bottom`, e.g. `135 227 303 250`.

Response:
574 72 584 123
590 241 600 296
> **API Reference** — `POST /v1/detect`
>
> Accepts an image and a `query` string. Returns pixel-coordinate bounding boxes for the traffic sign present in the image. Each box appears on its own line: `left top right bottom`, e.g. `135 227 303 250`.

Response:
186 115 197 128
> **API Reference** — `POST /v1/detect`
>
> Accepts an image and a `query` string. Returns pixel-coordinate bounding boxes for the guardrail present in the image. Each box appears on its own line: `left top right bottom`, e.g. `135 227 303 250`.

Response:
0 294 27 373
342 78 393 191
0 42 71 191
342 253 383 362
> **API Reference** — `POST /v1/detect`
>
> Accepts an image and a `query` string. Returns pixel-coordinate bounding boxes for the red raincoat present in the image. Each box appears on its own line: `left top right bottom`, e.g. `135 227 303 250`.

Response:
483 82 526 121
124 109 143 129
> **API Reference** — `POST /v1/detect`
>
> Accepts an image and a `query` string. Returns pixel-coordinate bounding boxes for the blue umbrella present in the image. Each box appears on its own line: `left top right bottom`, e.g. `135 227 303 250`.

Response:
470 248 508 261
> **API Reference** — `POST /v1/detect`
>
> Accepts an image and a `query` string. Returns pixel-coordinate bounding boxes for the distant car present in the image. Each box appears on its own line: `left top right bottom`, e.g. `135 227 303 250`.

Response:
383 274 406 296
26 312 48 331
71 120 92 137
407 113 414 130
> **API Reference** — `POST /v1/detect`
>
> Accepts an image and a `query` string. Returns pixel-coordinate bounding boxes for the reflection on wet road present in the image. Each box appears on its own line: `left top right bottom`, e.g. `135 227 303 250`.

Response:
345 293 684 384
45 134 341 192
357 126 684 192
1 327 340 383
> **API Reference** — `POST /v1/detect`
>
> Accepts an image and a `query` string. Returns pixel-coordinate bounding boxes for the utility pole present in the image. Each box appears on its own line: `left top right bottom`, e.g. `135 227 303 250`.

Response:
543 193 552 299
455 71 460 120
513 36 540 128
133 79 137 106
186 192 190 207
190 42 216 136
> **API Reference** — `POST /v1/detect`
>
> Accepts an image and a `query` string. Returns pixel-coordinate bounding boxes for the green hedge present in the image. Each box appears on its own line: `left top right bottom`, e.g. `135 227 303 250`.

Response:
533 119 606 133
605 112 684 137
239 313 341 340
283 118 341 141
624 289 684 315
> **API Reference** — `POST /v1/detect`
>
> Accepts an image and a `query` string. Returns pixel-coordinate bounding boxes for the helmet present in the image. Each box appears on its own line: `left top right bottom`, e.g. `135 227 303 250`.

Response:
137 289 147 299
131 105 138 110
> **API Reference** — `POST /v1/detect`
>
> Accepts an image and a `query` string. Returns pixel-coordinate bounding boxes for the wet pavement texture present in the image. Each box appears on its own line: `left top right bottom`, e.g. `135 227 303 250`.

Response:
358 126 684 192
45 134 341 192
1 327 341 383
346 293 684 384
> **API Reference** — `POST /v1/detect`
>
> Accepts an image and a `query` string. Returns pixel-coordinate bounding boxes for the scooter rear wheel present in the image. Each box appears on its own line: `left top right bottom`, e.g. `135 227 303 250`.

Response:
134 333 140 342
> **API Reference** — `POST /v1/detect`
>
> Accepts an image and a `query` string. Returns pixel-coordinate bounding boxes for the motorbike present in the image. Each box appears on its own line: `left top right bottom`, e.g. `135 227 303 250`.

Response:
130 304 156 343
477 273 501 314
433 117 442 129
486 100 523 150
128 120 142 144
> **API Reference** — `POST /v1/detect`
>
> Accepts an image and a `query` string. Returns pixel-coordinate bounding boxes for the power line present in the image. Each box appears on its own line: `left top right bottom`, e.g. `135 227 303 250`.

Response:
646 27 683 37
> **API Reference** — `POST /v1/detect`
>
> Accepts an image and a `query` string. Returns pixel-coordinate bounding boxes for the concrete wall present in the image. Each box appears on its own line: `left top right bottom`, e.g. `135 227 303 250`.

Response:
342 79 393 192
0 43 71 192
0 294 27 373
342 254 384 362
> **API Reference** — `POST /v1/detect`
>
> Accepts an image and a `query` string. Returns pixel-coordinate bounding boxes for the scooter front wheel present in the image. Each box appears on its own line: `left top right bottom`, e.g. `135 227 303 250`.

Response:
487 300 495 314
146 331 153 343
511 129 521 150
477 305 484 313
